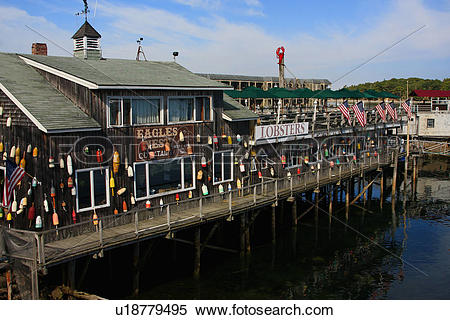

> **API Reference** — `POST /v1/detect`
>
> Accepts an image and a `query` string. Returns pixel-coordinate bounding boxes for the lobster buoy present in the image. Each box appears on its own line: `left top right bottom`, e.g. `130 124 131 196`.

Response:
159 199 164 207
304 156 309 164
122 200 128 213
117 187 126 196
374 151 378 157
146 200 151 209
164 141 171 152
43 195 49 213
244 140 248 148
110 176 115 196
228 136 232 145
207 136 212 145
71 187 76 196
92 211 98 226
11 199 17 213
113 151 120 174
48 156 55 168
114 208 119 215
67 155 73 175
218 184 224 193
96 149 103 163
188 190 193 199
239 161 245 173
67 177 73 188
6 116 12 127
124 156 129 170
175 193 180 203
0 142 3 153
228 183 232 192
0 207 3 219
59 156 65 168
270 167 275 177
281 155 286 167
201 184 209 196
287 171 292 178
2 152 6 160
128 166 133 178
201 156 207 168
130 194 136 205
336 159 341 165
20 152 26 169
297 167 301 175
330 161 335 168
27 144 32 153
28 203 36 221
72 209 76 224
35 215 42 229
15 146 20 165
50 185 56 198
197 170 203 180
236 179 242 189
52 212 59 226
237 134 242 142
187 144 193 155
179 131 184 142
258 171 262 179
7 212 12 221
33 147 38 158
196 134 201 143
10 146 15 159
213 134 218 145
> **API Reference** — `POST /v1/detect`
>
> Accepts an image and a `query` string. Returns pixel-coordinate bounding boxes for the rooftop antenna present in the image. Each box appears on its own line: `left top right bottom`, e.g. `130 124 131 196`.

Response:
75 0 90 21
172 51 179 62
136 38 147 61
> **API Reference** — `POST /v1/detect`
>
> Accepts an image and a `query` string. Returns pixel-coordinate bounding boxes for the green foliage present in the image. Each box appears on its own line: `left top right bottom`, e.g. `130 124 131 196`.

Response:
347 78 448 99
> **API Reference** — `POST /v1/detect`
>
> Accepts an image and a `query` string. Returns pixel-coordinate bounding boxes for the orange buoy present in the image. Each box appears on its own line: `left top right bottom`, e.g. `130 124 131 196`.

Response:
72 209 76 224
32 147 38 158
113 151 120 174
19 151 26 169
67 177 73 188
96 149 103 163
114 208 119 215
52 212 59 226
145 200 151 209
93 211 98 226
122 200 128 213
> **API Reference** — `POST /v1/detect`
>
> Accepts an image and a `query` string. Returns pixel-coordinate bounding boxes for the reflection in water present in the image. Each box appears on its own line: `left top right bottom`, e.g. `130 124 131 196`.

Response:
137 159 449 300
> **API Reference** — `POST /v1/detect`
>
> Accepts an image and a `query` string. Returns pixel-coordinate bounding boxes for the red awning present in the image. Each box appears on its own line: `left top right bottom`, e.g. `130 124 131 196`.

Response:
410 90 450 97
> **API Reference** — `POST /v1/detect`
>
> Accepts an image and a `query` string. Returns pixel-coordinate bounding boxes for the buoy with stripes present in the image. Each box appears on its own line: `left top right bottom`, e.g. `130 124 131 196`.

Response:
201 184 209 196
218 184 224 193
35 215 42 229
92 211 98 226
122 200 128 213
67 177 73 188
48 156 55 168
188 190 193 199
146 200 151 208
113 151 120 174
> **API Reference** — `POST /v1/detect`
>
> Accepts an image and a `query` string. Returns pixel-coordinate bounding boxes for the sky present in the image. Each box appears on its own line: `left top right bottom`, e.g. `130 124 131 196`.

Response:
0 0 449 88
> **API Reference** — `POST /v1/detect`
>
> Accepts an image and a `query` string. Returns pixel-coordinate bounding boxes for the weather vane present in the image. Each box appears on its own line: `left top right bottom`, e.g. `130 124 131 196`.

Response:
75 0 90 21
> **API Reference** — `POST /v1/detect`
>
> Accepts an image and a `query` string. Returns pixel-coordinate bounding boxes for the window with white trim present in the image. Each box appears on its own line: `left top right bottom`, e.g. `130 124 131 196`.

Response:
108 97 162 127
213 151 233 184
168 96 213 123
75 167 110 212
134 157 195 200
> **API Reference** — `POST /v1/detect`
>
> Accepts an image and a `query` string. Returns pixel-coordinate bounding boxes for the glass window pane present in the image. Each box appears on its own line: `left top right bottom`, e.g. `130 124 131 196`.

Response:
149 159 181 194
123 99 131 125
223 152 232 181
169 98 194 122
214 152 223 183
196 97 211 121
135 163 147 198
132 99 160 124
109 99 121 126
93 169 107 206
77 171 91 210
183 157 194 188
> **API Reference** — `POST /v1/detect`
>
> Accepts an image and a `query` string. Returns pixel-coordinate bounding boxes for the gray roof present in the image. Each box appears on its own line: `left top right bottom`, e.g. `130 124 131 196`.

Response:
20 54 232 89
72 21 101 39
0 53 101 132
197 73 331 85
223 94 259 121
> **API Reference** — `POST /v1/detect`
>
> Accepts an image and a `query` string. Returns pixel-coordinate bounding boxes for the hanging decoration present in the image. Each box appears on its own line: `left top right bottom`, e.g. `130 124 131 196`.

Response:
59 156 65 169
122 200 128 213
208 136 212 145
179 131 184 142
213 134 218 145
237 134 242 143
67 177 73 188
201 184 209 196
228 136 232 145
113 151 120 174
197 169 203 180
67 155 73 175
20 152 26 169
92 211 98 226
239 161 245 173
175 193 180 204
164 141 171 152
281 155 286 168
6 116 12 127
130 194 136 205
0 142 3 153
258 171 262 179
187 144 193 155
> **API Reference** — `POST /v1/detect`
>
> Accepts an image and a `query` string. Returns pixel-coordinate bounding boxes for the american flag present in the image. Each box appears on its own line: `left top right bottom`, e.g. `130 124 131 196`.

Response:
375 102 386 121
2 159 25 210
352 101 367 127
401 99 412 119
337 100 351 125
386 102 398 121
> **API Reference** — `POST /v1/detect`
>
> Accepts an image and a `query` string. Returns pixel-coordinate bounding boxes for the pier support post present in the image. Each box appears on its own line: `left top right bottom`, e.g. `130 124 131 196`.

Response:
67 260 76 290
328 186 333 226
345 180 350 222
314 189 319 244
271 204 276 245
193 227 201 279
380 170 384 208
392 150 398 212
412 156 417 196
291 199 297 232
132 242 140 296
245 213 251 256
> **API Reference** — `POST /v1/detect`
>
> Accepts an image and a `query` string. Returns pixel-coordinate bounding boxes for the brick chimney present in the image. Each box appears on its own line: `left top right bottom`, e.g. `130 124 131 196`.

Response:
32 43 47 56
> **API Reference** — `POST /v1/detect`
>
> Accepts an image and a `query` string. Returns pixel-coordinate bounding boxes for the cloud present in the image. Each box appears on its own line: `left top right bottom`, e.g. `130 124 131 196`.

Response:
245 8 264 17
1 0 449 87
172 0 221 10
244 0 262 7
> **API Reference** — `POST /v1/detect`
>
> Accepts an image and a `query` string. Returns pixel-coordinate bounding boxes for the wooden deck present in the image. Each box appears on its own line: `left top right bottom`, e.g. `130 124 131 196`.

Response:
27 156 392 268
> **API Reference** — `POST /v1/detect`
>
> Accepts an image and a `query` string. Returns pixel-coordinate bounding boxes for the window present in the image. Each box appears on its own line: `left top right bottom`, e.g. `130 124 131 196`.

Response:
75 167 110 212
284 144 303 168
168 96 213 123
213 151 233 184
134 157 195 200
427 119 435 128
108 97 161 127
0 166 5 205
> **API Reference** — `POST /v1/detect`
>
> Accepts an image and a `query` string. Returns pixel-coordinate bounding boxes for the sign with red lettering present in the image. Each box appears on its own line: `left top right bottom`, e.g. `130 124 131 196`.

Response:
134 124 194 161
254 122 309 141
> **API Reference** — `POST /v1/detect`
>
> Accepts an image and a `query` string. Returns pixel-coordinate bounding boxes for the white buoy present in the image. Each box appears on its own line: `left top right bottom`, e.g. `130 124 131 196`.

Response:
59 157 65 168
127 166 133 177
67 155 73 175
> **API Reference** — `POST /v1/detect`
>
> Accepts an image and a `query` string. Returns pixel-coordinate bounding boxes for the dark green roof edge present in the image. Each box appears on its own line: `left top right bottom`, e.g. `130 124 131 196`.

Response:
223 94 258 121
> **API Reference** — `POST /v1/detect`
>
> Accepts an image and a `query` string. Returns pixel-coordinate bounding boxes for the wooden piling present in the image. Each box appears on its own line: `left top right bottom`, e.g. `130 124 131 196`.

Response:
193 227 201 279
328 186 333 225
132 242 140 296
245 213 251 255
67 260 76 290
380 170 384 209
314 189 319 243
291 199 297 232
412 156 417 195
345 180 350 221
392 150 398 211
271 204 276 245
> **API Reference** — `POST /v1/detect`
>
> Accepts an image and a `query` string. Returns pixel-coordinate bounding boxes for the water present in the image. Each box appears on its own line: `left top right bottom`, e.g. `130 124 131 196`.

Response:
102 158 450 300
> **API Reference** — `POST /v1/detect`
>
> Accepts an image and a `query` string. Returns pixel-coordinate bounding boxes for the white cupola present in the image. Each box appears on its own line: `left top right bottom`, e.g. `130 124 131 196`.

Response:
72 21 102 60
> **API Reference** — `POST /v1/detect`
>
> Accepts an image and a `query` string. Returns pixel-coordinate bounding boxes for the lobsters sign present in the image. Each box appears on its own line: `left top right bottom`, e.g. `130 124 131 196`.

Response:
255 122 309 141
